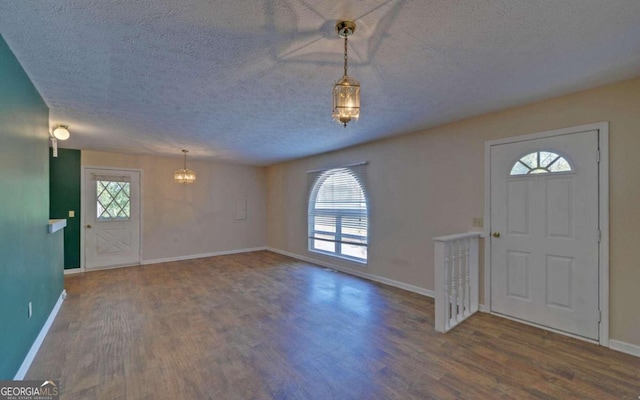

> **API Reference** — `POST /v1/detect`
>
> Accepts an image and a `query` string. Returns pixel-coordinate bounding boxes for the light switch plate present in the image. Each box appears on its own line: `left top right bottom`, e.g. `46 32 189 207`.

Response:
69 210 75 218
472 217 484 228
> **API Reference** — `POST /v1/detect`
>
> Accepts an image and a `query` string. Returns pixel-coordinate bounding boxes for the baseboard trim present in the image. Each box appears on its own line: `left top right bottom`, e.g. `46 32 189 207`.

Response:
141 247 267 265
609 339 640 357
14 290 66 380
64 268 82 275
266 247 434 298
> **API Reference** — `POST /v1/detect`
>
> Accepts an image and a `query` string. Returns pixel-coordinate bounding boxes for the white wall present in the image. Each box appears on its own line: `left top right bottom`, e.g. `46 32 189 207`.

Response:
267 77 640 347
82 151 267 262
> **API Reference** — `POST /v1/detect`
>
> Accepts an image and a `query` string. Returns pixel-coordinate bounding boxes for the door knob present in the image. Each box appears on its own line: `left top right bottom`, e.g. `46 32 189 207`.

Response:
86 225 92 229
492 232 500 238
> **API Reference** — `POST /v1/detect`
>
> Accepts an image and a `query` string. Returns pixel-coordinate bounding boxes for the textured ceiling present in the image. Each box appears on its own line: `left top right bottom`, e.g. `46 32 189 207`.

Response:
1 1 640 165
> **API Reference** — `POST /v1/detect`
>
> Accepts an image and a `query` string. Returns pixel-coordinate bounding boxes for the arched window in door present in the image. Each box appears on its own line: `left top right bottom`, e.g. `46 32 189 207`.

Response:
510 151 572 176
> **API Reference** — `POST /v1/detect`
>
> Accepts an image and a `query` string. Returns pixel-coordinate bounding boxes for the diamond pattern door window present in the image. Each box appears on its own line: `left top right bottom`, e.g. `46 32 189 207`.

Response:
97 180 131 220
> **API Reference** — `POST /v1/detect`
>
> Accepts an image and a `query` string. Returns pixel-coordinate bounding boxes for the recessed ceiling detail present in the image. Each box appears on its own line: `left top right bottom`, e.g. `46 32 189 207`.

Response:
1 1 640 165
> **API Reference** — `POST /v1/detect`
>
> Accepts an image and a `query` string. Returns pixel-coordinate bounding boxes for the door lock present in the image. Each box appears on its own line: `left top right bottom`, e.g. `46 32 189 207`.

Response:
492 232 501 238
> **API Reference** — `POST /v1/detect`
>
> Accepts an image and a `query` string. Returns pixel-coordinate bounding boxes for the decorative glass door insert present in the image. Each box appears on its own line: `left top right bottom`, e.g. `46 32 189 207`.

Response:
96 180 131 221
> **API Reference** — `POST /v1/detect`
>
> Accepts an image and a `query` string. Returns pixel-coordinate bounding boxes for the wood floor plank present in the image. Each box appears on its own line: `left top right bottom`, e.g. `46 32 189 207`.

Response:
25 251 640 399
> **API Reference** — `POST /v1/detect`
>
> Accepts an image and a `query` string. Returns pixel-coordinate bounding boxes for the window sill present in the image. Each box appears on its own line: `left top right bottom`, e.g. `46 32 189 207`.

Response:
309 249 367 266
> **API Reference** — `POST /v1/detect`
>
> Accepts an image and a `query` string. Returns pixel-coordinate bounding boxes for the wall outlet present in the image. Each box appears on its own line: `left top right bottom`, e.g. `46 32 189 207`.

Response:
472 217 484 228
28 302 32 319
69 210 75 218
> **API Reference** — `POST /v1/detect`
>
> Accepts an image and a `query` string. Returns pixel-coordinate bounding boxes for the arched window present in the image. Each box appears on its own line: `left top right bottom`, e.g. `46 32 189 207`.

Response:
510 151 572 176
308 165 368 263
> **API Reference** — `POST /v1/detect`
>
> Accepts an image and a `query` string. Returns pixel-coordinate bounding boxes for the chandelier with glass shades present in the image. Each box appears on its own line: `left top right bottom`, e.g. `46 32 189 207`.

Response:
174 149 196 184
332 20 360 127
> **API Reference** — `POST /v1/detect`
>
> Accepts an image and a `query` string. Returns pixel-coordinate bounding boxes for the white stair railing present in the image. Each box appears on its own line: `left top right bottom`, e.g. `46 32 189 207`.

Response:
434 232 481 333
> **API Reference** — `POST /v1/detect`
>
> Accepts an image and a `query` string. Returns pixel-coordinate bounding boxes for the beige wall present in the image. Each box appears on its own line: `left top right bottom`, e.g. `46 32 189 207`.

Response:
82 151 267 262
266 77 640 346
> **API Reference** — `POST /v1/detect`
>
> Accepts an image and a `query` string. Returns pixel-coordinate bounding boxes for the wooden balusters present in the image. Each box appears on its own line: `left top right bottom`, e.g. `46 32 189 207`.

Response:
434 232 481 333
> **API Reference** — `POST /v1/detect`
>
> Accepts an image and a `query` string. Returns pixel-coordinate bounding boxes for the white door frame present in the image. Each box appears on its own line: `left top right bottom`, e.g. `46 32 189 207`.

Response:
80 166 144 272
483 122 609 346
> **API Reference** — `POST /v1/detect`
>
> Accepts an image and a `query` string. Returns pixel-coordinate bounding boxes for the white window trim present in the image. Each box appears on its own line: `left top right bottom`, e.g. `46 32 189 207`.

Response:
307 164 369 264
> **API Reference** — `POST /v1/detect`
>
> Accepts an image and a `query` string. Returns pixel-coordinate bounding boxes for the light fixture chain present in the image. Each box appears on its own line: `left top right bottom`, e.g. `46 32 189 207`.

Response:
344 36 348 77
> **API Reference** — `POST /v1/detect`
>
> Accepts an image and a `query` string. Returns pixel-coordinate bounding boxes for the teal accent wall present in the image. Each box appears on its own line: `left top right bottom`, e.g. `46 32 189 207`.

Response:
0 35 64 379
50 149 81 269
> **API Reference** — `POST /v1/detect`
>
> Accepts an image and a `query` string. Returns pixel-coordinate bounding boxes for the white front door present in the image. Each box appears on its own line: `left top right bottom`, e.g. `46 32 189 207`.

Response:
490 130 600 340
84 168 141 270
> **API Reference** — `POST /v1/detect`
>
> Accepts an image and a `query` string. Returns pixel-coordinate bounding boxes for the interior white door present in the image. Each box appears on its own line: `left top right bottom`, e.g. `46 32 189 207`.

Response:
490 130 600 340
84 168 141 270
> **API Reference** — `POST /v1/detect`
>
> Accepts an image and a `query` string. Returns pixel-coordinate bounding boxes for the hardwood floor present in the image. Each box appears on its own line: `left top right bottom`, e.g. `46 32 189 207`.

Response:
27 251 639 399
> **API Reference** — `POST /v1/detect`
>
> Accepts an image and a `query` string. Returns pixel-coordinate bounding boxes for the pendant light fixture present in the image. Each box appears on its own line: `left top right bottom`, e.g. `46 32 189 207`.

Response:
174 149 196 184
332 20 360 127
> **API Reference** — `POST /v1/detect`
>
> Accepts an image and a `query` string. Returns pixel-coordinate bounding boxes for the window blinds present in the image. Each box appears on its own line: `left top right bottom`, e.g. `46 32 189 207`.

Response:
307 163 369 258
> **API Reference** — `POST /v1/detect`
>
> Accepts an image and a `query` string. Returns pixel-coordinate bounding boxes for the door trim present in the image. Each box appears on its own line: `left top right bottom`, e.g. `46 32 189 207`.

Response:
483 122 609 346
80 166 144 272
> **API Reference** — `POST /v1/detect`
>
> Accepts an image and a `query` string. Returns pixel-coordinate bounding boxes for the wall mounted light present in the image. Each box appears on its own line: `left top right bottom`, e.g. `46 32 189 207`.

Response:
50 124 70 157
52 125 70 140
174 149 196 183
332 20 360 128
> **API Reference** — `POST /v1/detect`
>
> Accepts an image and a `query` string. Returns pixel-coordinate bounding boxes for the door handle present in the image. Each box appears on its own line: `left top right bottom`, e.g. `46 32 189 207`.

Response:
492 232 501 238
86 225 92 229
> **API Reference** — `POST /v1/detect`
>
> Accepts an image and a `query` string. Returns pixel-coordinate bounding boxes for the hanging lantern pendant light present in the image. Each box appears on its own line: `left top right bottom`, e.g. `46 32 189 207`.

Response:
332 21 360 128
174 149 196 184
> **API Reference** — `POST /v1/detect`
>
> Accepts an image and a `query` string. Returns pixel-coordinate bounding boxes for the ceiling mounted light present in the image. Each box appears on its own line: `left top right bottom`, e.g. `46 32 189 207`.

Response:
174 150 196 184
50 124 70 158
52 125 70 140
332 20 360 128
